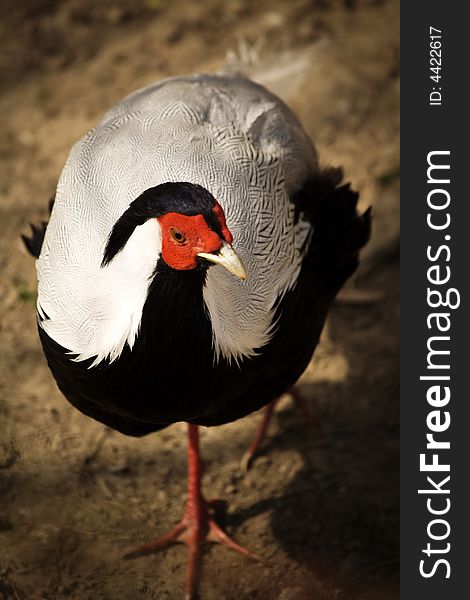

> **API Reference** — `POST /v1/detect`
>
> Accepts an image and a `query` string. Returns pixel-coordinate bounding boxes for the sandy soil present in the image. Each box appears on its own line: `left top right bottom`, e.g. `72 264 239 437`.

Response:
0 1 399 598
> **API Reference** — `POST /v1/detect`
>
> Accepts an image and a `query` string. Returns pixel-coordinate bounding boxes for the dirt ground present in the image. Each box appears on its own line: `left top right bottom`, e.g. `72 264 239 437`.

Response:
0 1 399 599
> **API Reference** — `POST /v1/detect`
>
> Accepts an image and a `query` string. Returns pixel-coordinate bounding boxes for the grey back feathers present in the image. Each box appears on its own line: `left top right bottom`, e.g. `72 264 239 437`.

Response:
36 73 318 365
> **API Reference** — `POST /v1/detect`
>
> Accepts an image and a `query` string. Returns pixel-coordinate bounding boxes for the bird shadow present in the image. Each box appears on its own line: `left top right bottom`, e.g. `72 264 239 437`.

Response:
222 256 400 597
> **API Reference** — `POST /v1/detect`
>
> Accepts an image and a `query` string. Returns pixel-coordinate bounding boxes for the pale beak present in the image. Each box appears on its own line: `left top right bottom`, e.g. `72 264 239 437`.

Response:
198 241 247 280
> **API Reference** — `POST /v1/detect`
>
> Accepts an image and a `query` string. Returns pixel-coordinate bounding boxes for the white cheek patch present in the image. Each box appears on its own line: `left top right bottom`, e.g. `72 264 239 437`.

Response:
39 219 161 367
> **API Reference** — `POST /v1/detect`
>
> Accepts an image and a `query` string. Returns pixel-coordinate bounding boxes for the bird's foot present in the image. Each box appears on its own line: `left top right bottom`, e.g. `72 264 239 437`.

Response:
241 387 315 472
123 493 260 599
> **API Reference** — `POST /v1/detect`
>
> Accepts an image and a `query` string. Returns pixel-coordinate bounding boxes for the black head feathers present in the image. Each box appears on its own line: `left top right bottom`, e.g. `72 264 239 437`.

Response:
101 182 218 267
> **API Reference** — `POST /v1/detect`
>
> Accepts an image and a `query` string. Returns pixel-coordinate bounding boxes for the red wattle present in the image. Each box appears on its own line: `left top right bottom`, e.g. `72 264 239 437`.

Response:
213 201 233 244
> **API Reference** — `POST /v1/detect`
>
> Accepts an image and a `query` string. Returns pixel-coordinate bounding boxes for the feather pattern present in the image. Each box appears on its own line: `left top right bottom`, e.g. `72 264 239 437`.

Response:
37 74 317 365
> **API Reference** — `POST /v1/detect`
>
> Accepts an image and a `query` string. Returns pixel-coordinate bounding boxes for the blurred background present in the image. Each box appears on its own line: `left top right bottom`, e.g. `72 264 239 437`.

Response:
0 1 399 598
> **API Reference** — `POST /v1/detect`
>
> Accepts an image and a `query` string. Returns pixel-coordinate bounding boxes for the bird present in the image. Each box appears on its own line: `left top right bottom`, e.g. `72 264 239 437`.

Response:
24 72 370 599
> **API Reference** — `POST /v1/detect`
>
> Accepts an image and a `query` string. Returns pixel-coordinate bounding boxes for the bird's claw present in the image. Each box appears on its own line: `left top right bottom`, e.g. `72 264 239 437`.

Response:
123 493 259 599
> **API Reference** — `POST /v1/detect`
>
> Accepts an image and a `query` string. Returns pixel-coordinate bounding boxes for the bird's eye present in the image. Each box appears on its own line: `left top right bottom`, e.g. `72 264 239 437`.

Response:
170 227 187 244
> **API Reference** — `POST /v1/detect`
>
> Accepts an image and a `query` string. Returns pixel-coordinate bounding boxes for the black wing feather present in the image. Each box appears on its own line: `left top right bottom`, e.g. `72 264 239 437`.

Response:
21 197 54 258
294 166 371 282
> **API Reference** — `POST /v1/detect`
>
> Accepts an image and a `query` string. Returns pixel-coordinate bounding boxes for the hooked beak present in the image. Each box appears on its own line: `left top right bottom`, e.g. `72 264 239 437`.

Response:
198 241 247 280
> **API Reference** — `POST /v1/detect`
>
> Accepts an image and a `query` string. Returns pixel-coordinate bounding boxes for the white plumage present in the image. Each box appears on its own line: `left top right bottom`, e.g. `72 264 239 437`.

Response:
37 74 318 365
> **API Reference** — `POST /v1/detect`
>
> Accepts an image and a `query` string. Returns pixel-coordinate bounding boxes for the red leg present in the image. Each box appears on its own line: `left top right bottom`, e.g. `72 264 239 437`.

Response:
241 387 316 471
240 398 280 472
290 387 316 429
124 424 260 600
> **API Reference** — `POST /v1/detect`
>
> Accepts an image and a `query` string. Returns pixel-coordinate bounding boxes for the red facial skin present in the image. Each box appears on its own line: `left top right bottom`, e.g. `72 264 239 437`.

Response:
157 202 233 271
212 201 233 244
